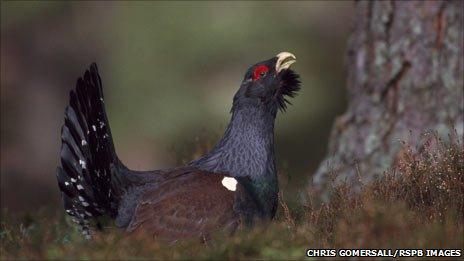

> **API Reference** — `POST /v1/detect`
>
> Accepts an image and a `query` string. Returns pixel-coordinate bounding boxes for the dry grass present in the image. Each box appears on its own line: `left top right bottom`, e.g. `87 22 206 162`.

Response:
1 133 463 259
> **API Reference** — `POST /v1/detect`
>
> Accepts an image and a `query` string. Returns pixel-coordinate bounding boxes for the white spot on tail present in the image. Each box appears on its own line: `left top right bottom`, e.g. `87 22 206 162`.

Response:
71 178 77 183
79 159 87 169
221 177 237 191
64 182 70 186
92 125 96 131
81 140 88 146
77 184 84 190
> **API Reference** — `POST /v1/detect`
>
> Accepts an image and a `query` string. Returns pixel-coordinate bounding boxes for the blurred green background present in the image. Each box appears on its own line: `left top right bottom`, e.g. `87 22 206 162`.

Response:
1 1 352 212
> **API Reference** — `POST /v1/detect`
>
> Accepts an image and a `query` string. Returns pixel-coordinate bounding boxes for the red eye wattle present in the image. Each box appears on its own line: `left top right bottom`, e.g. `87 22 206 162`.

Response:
252 65 269 81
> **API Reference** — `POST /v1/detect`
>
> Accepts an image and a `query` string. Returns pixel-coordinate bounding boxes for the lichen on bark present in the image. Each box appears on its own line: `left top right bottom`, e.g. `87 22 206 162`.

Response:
312 0 463 187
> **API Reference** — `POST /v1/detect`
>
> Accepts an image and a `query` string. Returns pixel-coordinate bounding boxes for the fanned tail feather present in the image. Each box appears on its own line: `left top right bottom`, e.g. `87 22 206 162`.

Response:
56 63 123 237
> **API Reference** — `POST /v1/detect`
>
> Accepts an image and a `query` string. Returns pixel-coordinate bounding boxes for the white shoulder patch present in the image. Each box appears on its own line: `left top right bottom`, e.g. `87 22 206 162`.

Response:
221 177 237 191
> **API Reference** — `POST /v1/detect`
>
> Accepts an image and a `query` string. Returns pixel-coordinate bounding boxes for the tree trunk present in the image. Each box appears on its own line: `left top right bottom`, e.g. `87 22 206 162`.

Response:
312 1 463 187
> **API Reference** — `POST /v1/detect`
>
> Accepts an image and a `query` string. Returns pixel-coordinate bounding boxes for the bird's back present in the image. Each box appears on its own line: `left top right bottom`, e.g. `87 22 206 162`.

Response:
127 170 235 239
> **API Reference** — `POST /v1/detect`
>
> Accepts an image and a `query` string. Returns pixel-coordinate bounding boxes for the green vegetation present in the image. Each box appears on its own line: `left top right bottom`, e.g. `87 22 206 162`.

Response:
1 134 462 259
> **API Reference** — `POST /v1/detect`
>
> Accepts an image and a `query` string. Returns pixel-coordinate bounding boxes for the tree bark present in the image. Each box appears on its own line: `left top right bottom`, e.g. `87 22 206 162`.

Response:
312 1 463 186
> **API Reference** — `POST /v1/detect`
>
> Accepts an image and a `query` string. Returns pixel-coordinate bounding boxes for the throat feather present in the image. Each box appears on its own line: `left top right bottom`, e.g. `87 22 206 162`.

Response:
191 105 276 180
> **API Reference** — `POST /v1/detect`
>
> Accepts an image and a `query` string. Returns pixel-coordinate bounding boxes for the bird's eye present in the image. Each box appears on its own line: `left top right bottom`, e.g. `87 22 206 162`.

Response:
252 65 269 81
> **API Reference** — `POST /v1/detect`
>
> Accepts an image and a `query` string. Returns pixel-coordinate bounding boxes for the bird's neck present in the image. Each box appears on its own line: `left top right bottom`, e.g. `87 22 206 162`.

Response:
191 104 278 215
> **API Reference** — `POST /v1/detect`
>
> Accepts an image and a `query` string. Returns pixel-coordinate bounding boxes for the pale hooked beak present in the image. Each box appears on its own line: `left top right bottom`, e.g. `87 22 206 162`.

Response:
275 52 297 73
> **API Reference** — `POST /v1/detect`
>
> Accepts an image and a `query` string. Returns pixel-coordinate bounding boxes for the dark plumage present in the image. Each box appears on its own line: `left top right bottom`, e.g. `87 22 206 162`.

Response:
56 52 300 241
276 69 301 111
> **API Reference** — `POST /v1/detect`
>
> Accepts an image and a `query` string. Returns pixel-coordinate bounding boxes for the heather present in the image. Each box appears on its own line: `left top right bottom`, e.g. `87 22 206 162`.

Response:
2 134 462 259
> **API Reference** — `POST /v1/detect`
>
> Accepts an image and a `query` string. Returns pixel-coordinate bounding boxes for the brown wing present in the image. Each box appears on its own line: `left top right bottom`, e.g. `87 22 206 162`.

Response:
126 170 242 241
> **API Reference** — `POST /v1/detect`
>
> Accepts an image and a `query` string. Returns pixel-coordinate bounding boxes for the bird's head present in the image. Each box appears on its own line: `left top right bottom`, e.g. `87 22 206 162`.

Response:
233 52 300 112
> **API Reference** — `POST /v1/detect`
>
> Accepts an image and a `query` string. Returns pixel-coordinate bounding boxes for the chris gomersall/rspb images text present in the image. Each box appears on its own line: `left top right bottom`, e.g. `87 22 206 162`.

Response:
306 248 462 258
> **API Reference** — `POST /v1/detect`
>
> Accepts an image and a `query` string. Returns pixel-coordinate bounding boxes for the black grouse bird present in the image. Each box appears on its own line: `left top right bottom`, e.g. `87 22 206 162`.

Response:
56 52 300 240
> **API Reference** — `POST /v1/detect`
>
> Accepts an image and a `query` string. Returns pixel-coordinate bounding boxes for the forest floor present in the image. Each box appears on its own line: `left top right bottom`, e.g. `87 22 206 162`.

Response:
1 134 463 260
